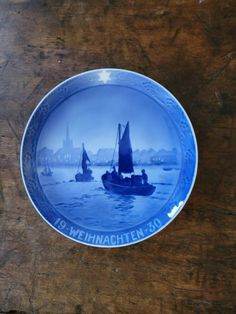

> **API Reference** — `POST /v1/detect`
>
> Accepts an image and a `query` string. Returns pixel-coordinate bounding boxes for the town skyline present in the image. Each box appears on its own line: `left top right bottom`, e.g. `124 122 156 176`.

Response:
37 124 179 167
37 85 180 153
37 123 178 155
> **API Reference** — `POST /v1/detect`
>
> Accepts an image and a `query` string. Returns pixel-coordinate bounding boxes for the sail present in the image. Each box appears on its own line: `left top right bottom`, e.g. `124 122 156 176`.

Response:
118 122 134 173
82 144 90 173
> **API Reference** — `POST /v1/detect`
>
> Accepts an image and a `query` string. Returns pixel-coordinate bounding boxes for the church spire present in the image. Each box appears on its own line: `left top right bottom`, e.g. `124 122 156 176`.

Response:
66 123 70 141
63 123 73 150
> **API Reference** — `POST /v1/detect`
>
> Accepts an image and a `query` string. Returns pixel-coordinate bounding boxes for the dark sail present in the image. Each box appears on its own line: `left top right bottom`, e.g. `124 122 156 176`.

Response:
82 143 90 173
118 122 134 174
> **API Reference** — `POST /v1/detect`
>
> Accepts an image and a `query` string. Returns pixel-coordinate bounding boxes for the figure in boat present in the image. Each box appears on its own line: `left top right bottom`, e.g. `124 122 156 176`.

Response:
41 162 53 176
101 122 156 196
75 143 94 182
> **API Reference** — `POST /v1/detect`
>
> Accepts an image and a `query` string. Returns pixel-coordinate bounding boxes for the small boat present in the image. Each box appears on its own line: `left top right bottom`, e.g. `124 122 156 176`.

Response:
163 167 172 171
75 143 94 182
101 122 156 196
41 164 53 176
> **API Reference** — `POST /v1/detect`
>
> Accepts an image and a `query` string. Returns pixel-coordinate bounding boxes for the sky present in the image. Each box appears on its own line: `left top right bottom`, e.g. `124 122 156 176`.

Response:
37 85 180 153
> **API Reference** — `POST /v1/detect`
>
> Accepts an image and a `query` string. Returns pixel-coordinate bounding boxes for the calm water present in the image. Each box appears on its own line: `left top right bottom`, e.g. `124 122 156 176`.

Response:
38 165 180 232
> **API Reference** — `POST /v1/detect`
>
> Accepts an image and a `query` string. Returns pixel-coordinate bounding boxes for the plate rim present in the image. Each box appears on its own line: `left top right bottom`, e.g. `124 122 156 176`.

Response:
20 68 198 248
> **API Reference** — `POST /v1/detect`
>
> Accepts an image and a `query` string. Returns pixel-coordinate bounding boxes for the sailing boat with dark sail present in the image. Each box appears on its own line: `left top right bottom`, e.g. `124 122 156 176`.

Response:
41 162 53 176
101 122 156 196
75 143 94 182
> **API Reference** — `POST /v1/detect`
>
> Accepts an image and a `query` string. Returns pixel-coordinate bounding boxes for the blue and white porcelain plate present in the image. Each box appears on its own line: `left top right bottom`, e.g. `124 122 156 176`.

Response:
20 69 198 248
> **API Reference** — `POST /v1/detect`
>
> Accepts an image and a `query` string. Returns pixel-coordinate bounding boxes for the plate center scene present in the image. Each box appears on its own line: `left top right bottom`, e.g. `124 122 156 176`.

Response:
37 85 181 232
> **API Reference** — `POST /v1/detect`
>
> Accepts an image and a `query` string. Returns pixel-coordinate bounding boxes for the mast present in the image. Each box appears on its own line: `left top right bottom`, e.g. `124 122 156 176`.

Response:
82 143 86 173
118 123 121 174
118 123 121 143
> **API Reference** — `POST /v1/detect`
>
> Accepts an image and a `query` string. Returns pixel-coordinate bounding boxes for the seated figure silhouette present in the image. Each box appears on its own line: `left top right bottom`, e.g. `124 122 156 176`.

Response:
111 166 118 181
141 169 148 185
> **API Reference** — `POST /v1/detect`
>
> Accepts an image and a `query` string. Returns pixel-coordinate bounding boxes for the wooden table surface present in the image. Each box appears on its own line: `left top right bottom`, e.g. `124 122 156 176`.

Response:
0 1 235 313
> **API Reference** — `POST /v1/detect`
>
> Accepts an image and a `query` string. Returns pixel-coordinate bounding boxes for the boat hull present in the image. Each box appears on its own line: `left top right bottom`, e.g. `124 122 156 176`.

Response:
41 172 53 176
75 172 94 182
102 179 156 196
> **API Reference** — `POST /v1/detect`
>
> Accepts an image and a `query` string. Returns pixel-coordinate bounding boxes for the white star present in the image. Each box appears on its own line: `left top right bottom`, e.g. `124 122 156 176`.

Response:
98 70 111 84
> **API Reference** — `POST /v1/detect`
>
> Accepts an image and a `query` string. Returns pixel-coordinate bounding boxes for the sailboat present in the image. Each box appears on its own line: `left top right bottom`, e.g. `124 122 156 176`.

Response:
75 143 94 182
101 122 156 196
41 162 53 176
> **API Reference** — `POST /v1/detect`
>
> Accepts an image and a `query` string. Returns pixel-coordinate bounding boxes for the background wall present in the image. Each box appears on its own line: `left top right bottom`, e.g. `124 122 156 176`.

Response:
0 0 235 313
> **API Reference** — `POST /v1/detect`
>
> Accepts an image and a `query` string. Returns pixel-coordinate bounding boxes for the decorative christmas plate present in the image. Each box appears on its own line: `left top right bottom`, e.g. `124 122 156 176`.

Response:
20 69 198 247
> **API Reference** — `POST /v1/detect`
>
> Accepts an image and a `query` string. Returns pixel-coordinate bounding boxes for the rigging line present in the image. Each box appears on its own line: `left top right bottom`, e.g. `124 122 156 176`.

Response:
77 146 82 172
110 126 119 170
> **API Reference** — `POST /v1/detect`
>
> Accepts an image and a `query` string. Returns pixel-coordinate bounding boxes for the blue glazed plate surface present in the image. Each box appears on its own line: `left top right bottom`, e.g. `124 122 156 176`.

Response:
20 69 198 248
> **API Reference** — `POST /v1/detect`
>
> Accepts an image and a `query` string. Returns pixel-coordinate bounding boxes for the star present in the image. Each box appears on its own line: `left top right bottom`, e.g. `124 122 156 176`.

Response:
98 70 111 84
